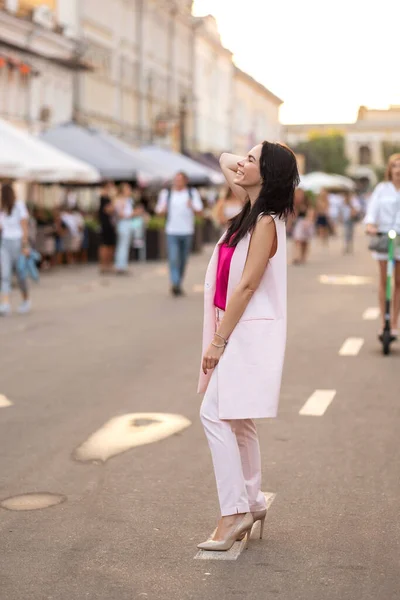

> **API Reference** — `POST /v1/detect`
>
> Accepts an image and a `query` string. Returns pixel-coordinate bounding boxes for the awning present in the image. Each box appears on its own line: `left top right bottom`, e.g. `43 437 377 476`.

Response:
136 146 225 186
0 118 100 183
41 122 150 182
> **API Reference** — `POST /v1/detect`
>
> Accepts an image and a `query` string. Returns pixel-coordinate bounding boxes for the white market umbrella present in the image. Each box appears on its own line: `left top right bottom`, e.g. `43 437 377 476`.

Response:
299 171 355 193
0 119 100 183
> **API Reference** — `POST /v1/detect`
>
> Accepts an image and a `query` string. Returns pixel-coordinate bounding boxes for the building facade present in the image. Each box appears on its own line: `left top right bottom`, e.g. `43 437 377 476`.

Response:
65 0 195 150
233 67 283 156
284 105 400 174
192 15 233 154
0 0 79 131
0 0 284 156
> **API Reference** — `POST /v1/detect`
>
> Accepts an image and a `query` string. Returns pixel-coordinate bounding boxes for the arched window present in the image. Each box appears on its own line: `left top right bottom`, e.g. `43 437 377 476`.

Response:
359 145 372 165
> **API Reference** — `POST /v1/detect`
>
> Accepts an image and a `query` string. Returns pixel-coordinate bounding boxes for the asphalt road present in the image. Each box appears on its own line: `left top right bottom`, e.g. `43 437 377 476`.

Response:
0 229 399 600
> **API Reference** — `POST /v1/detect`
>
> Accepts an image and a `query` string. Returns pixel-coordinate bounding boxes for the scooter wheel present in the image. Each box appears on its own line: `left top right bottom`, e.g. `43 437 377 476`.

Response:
382 330 392 355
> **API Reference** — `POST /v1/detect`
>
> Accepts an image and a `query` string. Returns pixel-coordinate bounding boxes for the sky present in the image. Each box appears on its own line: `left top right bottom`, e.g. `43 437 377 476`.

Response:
192 0 400 125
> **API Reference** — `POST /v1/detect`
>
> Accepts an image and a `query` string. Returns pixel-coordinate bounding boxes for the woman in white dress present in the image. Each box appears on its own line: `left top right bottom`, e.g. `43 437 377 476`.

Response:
364 153 400 336
213 187 244 234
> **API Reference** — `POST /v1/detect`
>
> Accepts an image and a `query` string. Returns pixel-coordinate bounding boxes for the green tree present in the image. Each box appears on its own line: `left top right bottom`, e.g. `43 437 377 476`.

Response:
382 141 400 163
293 134 349 175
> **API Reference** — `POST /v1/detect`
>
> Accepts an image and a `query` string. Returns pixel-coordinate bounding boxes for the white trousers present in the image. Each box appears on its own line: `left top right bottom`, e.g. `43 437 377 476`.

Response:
200 367 267 517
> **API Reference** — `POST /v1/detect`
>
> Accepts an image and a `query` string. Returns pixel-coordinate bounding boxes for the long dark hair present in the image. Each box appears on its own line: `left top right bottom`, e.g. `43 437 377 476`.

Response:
1 183 16 216
225 142 300 247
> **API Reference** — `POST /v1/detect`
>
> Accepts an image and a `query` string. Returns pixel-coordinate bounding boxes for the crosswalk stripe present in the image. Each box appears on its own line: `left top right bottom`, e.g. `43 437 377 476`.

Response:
339 338 364 356
363 307 380 320
299 390 336 416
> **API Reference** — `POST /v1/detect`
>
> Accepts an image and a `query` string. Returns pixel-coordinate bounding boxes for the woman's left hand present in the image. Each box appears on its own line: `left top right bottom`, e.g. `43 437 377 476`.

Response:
202 342 225 375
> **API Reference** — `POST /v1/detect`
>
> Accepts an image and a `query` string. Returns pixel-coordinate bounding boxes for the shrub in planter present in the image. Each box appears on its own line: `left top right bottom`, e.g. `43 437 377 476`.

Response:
85 217 101 263
192 216 205 254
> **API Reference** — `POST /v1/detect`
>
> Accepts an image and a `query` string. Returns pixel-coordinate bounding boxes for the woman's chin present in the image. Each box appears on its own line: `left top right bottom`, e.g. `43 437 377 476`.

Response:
233 176 245 187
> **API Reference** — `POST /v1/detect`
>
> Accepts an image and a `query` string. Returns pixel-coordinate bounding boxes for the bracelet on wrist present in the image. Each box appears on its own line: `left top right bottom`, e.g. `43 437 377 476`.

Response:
214 332 228 345
211 341 226 349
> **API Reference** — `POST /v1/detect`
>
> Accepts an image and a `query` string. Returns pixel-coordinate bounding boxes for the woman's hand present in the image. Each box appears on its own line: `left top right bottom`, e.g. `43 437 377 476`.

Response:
22 245 30 257
202 342 226 375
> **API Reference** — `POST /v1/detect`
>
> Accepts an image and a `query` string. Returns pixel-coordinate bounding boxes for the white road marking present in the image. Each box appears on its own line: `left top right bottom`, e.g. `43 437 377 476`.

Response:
74 413 191 463
0 394 12 408
192 284 204 293
194 492 276 561
319 274 372 286
339 337 364 356
299 390 337 417
0 493 66 511
363 307 380 321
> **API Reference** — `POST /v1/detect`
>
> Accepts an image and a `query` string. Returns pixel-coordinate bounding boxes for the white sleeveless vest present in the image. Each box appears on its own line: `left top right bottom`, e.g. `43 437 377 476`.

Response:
197 217 287 419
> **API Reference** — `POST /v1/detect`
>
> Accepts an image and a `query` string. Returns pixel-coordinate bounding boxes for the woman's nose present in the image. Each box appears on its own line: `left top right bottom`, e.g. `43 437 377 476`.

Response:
237 160 244 167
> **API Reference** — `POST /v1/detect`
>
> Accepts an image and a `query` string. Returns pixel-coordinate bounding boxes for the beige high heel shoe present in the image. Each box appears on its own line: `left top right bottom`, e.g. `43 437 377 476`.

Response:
237 508 267 541
253 508 267 539
197 513 254 552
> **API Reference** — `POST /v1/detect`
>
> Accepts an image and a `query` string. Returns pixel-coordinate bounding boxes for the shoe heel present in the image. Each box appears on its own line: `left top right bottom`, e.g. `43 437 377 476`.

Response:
259 516 266 540
244 529 251 550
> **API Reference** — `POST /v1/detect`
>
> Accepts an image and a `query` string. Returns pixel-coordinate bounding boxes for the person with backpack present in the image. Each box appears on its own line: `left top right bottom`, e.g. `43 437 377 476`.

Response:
156 172 203 296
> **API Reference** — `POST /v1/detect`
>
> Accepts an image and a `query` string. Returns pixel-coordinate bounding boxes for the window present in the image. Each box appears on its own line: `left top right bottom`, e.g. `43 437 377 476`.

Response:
359 145 371 165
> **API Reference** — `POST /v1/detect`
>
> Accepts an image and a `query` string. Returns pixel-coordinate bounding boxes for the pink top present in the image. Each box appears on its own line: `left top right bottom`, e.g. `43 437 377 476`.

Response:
214 241 235 310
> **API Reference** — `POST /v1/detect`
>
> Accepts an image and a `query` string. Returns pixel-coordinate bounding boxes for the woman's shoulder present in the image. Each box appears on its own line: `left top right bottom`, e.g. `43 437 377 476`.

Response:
374 181 392 195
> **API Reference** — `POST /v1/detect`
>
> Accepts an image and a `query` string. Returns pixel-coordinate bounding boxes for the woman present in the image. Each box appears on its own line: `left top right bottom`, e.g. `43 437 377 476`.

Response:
197 142 299 551
365 153 400 337
114 183 143 274
0 183 31 315
213 187 244 234
98 181 117 274
292 188 315 265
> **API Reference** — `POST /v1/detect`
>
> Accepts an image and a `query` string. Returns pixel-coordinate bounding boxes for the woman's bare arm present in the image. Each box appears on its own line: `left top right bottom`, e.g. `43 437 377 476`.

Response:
202 216 277 373
216 216 276 341
219 153 248 204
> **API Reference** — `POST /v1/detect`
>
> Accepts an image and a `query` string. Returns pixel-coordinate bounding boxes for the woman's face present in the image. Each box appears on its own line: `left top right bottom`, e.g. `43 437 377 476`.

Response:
234 144 262 189
390 159 400 183
121 184 132 197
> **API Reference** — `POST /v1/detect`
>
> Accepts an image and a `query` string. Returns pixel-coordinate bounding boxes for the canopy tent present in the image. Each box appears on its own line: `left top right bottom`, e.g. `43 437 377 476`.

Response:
0 118 100 183
41 122 171 185
41 122 142 182
299 171 355 193
93 130 172 186
135 146 225 186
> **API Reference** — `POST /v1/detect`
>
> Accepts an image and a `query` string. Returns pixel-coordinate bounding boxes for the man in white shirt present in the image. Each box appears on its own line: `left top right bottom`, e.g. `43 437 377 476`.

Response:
156 172 203 296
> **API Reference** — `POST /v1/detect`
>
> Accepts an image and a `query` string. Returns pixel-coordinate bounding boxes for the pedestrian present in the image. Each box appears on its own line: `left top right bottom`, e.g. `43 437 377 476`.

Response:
155 172 203 296
197 142 299 551
98 181 117 274
114 183 143 274
0 183 32 315
213 187 244 235
292 188 315 265
315 189 331 244
60 203 85 265
341 191 360 254
364 153 400 337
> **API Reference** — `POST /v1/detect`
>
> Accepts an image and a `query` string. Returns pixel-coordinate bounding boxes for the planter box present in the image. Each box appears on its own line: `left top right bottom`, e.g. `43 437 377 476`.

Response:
146 228 167 261
192 223 204 254
87 229 100 262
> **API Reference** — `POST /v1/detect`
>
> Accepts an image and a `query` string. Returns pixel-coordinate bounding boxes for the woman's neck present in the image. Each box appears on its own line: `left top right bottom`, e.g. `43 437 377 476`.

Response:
392 180 400 191
247 185 261 206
